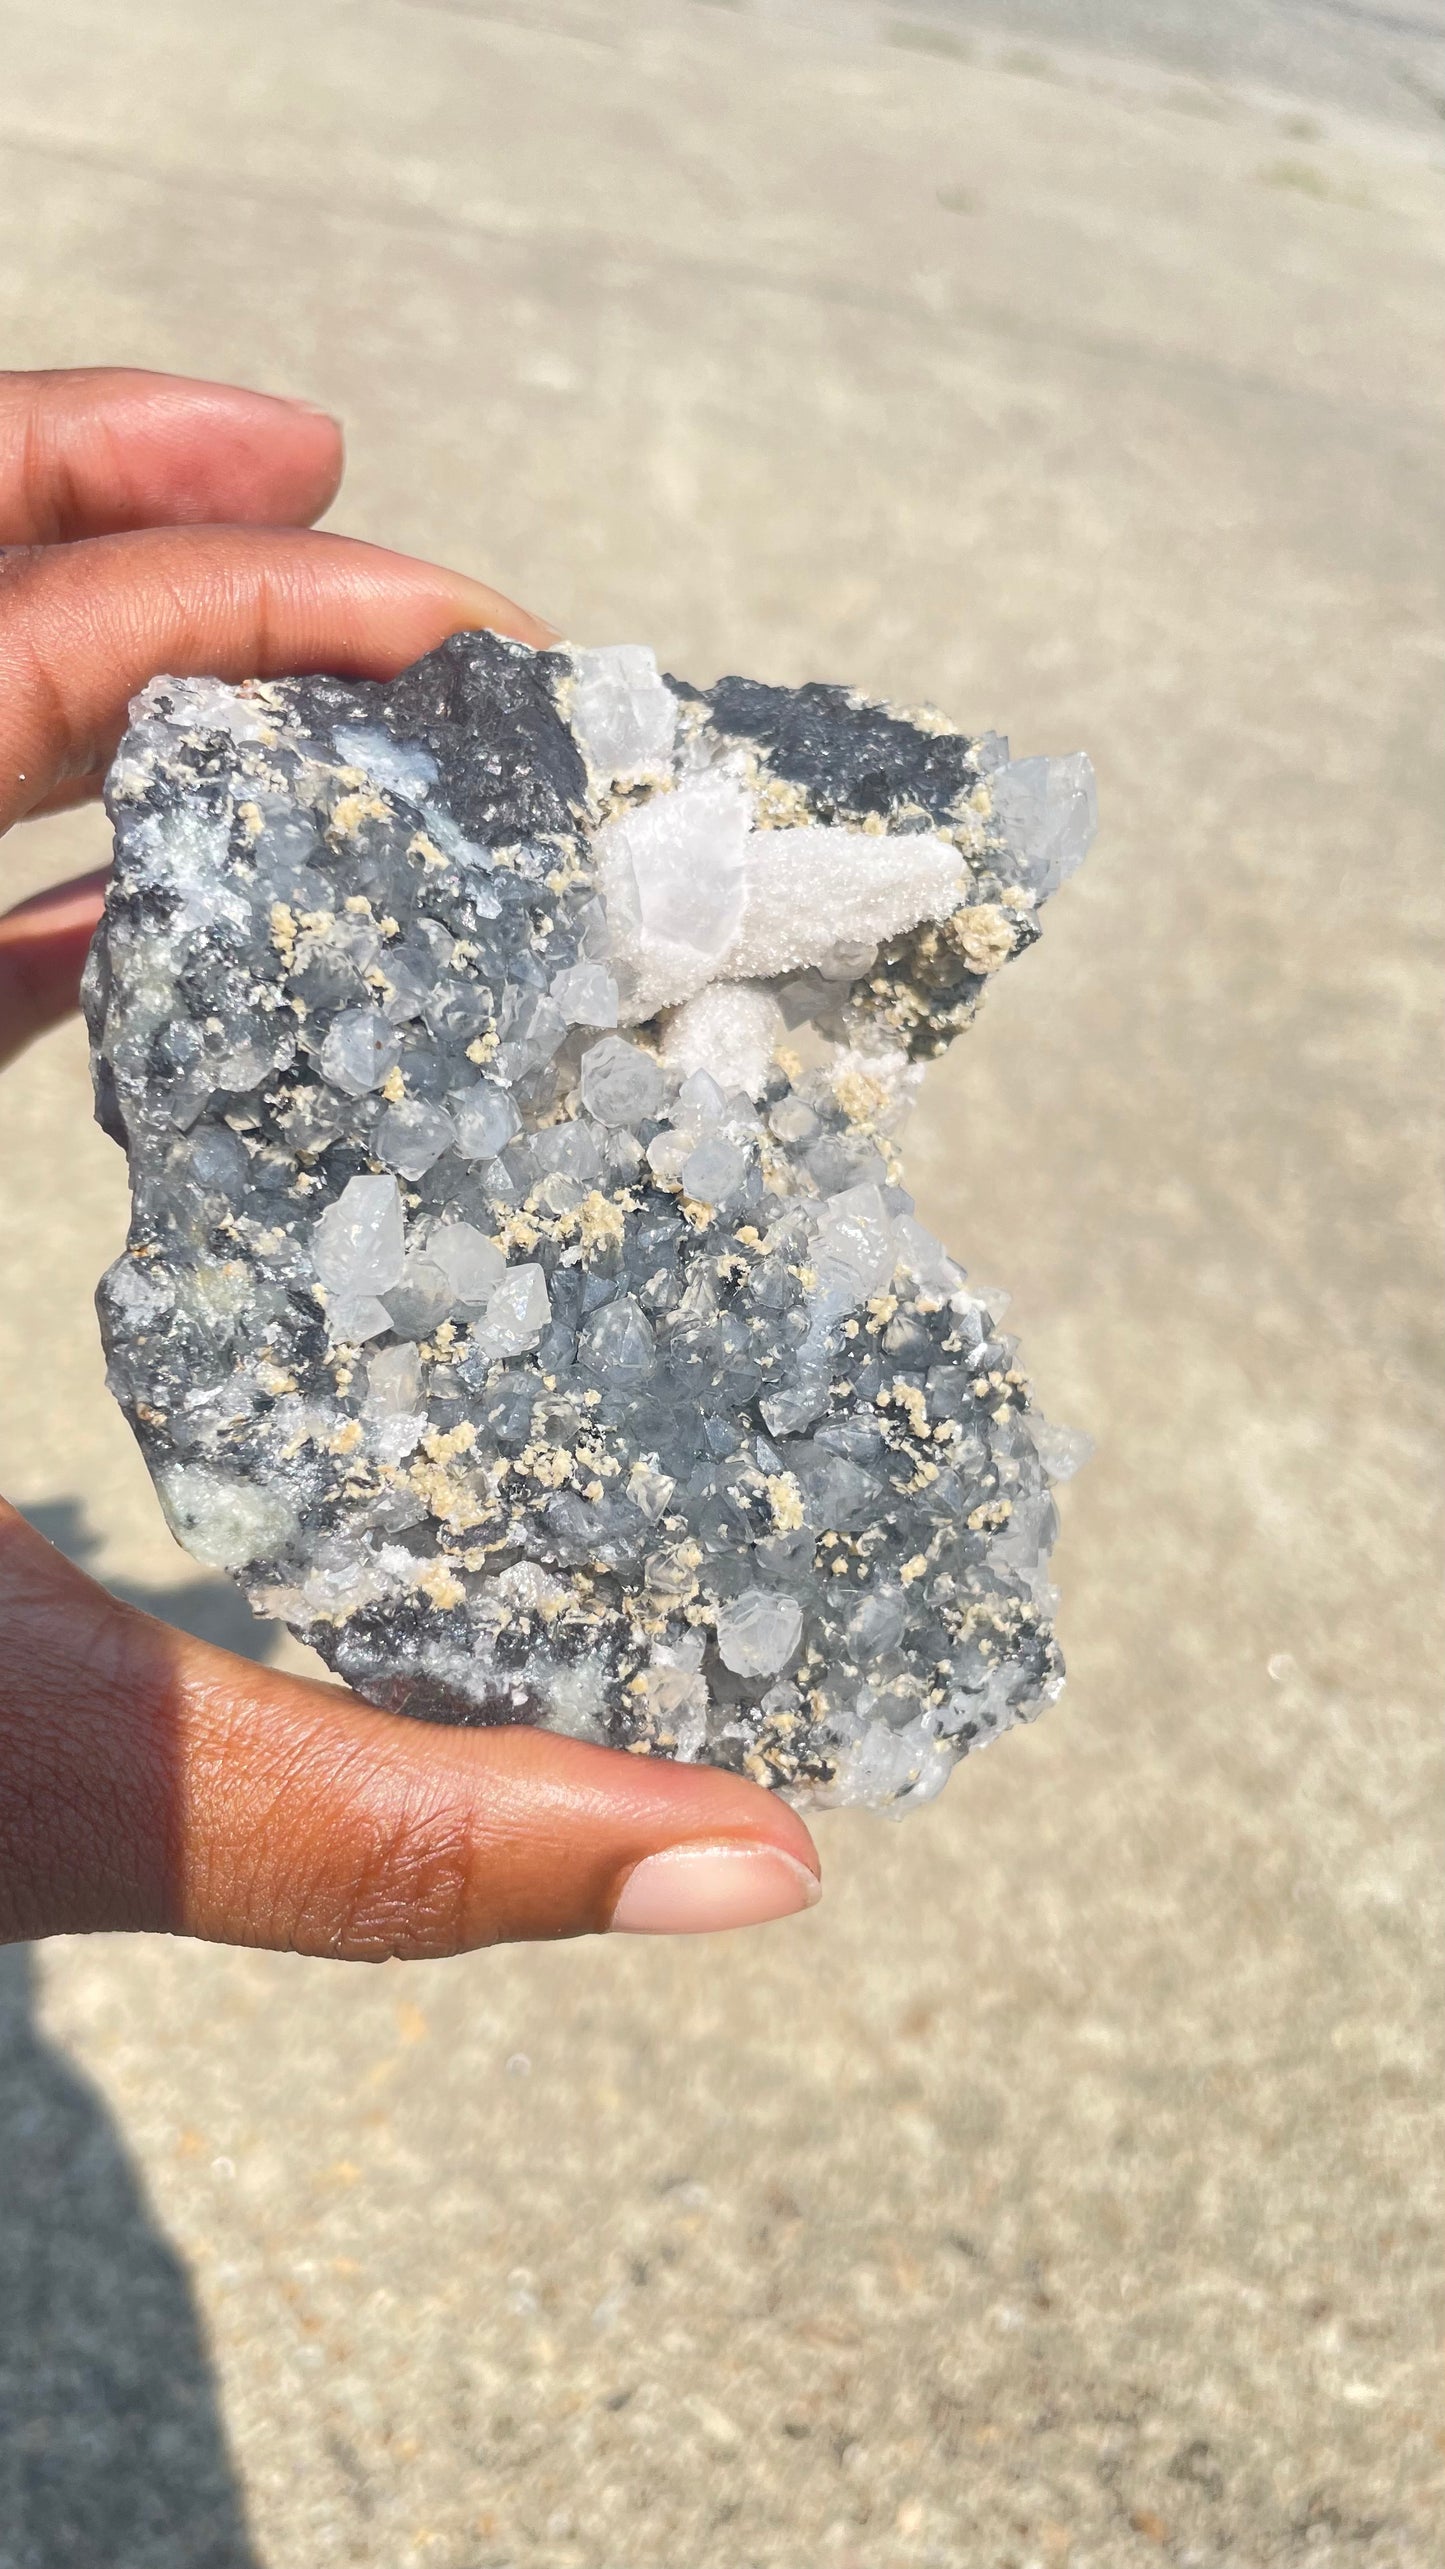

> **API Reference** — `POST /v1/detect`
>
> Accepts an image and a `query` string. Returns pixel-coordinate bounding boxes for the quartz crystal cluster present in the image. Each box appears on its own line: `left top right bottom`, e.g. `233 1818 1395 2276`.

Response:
85 633 1094 1811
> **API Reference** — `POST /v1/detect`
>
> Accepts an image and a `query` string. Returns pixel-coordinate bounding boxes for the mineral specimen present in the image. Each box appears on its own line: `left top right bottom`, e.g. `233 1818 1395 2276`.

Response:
84 634 1095 1811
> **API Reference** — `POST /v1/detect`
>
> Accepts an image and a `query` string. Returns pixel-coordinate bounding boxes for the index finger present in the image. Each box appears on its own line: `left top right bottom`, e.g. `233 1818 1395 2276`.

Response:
0 521 555 834
0 366 344 543
0 522 557 1059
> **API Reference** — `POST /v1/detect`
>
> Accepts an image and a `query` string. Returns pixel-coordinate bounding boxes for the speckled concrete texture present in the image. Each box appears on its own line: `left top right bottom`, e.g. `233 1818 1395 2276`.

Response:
0 4 1440 2564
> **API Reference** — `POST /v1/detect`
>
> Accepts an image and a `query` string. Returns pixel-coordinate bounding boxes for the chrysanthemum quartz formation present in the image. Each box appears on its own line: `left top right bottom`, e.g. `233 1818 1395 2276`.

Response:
85 634 1094 1811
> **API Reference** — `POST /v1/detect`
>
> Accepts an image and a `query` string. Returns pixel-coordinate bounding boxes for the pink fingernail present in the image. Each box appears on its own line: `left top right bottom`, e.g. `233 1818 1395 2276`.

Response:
610 1843 821 1936
445 579 562 647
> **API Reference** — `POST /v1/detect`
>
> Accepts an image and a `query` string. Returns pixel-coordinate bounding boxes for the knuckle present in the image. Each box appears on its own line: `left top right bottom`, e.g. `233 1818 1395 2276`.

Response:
328 1799 482 1962
0 542 48 609
0 547 85 798
280 1765 486 1964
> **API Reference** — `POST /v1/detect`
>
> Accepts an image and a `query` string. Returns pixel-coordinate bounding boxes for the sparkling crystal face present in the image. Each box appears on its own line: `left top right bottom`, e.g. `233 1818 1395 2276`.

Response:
84 632 1094 1811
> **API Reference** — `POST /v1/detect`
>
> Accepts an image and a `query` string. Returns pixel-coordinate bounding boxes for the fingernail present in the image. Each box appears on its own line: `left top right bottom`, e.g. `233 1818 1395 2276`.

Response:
446 580 562 648
610 1842 821 1936
280 396 341 424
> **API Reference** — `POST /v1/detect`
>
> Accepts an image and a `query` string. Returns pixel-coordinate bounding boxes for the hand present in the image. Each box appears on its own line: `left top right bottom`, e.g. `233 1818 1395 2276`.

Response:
0 367 821 1957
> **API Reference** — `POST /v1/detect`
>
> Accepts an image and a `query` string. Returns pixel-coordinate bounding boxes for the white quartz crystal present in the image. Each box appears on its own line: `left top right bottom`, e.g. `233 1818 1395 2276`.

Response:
375 1099 457 1178
474 1264 551 1357
595 771 750 1017
312 1175 406 1297
579 1034 667 1126
320 1010 403 1097
578 1295 656 1380
679 1135 749 1207
716 1590 804 1678
810 1184 902 1309
452 1082 521 1160
365 1341 422 1416
326 1294 394 1344
988 752 1097 899
1031 1420 1095 1482
551 962 621 1027
568 644 678 780
893 1212 964 1295
428 1220 506 1306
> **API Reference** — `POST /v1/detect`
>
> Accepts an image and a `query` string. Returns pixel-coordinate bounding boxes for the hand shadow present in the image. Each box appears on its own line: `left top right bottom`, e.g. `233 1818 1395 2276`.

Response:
20 1498 283 1664
0 1946 260 2569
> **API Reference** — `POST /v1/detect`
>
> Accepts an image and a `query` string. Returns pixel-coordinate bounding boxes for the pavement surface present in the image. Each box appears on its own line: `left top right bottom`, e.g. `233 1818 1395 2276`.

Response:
0 3 1441 2564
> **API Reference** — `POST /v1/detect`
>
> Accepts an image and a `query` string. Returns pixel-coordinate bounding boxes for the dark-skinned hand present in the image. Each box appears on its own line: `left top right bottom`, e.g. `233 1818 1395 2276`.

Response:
0 367 821 1958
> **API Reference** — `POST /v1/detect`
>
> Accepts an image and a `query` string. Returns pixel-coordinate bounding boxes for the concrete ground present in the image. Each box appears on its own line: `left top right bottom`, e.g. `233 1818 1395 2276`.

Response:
0 3 1441 2563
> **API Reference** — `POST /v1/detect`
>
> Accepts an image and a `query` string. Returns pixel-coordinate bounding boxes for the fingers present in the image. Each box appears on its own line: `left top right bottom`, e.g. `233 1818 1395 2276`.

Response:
0 869 110 1069
0 523 555 832
0 367 344 543
0 1506 821 1958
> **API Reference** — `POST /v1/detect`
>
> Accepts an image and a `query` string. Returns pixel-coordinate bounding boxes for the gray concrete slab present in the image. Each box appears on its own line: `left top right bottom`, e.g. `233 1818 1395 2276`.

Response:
0 3 1440 2562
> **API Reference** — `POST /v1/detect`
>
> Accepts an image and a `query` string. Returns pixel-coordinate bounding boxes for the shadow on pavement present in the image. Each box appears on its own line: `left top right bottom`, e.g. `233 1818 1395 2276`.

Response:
21 1499 282 1664
0 1946 260 2569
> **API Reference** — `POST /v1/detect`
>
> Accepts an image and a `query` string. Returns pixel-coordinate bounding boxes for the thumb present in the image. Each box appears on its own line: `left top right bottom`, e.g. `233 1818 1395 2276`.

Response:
0 1506 821 1958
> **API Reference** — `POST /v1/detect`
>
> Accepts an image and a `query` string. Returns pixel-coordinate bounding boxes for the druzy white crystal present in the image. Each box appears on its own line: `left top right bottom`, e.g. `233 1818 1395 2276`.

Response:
726 825 964 981
660 983 785 1099
88 632 1095 1813
600 797 968 1028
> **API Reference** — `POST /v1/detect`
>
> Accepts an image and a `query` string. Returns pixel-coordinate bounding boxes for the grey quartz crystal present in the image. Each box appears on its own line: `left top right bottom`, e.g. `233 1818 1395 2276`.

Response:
84 634 1095 1811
